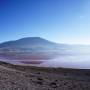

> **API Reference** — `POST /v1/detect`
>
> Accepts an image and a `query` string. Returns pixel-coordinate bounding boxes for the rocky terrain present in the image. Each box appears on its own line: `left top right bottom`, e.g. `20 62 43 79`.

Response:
0 61 90 90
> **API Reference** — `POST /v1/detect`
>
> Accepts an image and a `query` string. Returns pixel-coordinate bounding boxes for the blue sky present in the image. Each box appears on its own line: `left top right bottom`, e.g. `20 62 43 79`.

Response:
0 0 90 44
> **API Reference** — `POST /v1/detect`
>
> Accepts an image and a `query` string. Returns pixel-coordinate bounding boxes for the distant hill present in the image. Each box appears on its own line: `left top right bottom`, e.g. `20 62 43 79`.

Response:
0 37 90 63
0 37 61 48
0 37 68 60
1 37 89 54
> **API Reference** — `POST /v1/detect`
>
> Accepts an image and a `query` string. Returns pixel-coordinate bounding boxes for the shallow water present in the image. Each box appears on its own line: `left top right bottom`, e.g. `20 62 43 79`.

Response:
40 54 90 69
1 53 90 69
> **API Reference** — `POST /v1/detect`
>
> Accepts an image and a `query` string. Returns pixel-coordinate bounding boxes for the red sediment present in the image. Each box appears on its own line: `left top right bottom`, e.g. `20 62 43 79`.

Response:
0 53 54 60
20 61 43 64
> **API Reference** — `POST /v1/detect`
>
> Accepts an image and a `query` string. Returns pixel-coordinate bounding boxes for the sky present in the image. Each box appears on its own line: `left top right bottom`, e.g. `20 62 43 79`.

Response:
0 0 90 44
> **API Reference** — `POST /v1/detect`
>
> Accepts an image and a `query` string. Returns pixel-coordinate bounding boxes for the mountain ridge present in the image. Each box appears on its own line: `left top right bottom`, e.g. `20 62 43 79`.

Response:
0 37 67 49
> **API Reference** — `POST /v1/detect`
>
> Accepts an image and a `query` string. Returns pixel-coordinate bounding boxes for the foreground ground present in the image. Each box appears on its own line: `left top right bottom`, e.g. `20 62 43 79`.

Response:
0 61 90 90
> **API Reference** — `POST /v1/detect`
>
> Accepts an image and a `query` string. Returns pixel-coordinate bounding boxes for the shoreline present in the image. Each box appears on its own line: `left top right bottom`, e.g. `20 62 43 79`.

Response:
0 61 90 89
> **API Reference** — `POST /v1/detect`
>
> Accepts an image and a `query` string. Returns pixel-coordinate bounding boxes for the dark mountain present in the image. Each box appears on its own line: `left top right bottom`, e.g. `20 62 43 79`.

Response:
0 37 61 49
0 37 88 62
0 37 68 61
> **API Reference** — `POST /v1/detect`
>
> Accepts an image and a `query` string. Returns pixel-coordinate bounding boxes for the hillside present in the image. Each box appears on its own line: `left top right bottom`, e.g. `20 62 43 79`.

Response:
0 61 90 90
0 37 69 64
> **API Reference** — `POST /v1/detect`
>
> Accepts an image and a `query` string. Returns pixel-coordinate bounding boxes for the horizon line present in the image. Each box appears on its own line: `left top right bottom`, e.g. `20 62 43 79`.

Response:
0 36 90 46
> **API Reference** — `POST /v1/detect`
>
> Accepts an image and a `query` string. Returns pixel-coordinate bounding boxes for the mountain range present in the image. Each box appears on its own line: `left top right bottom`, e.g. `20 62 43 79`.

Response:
0 37 68 61
0 37 59 48
0 37 90 64
0 37 69 52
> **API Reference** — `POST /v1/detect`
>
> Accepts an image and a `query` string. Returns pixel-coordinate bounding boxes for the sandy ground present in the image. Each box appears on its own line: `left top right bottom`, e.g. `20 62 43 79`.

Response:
0 61 90 90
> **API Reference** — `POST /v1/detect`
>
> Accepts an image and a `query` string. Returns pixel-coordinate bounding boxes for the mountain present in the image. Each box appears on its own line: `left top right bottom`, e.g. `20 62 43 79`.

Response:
0 37 67 61
0 37 60 49
0 37 90 65
1 37 89 63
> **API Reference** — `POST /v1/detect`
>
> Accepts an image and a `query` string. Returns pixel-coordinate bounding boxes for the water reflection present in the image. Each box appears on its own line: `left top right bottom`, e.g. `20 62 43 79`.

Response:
1 46 90 69
40 54 90 69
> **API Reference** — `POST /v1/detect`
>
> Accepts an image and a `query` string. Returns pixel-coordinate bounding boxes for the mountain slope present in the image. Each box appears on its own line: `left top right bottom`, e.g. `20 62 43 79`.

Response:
0 37 66 61
0 37 60 49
